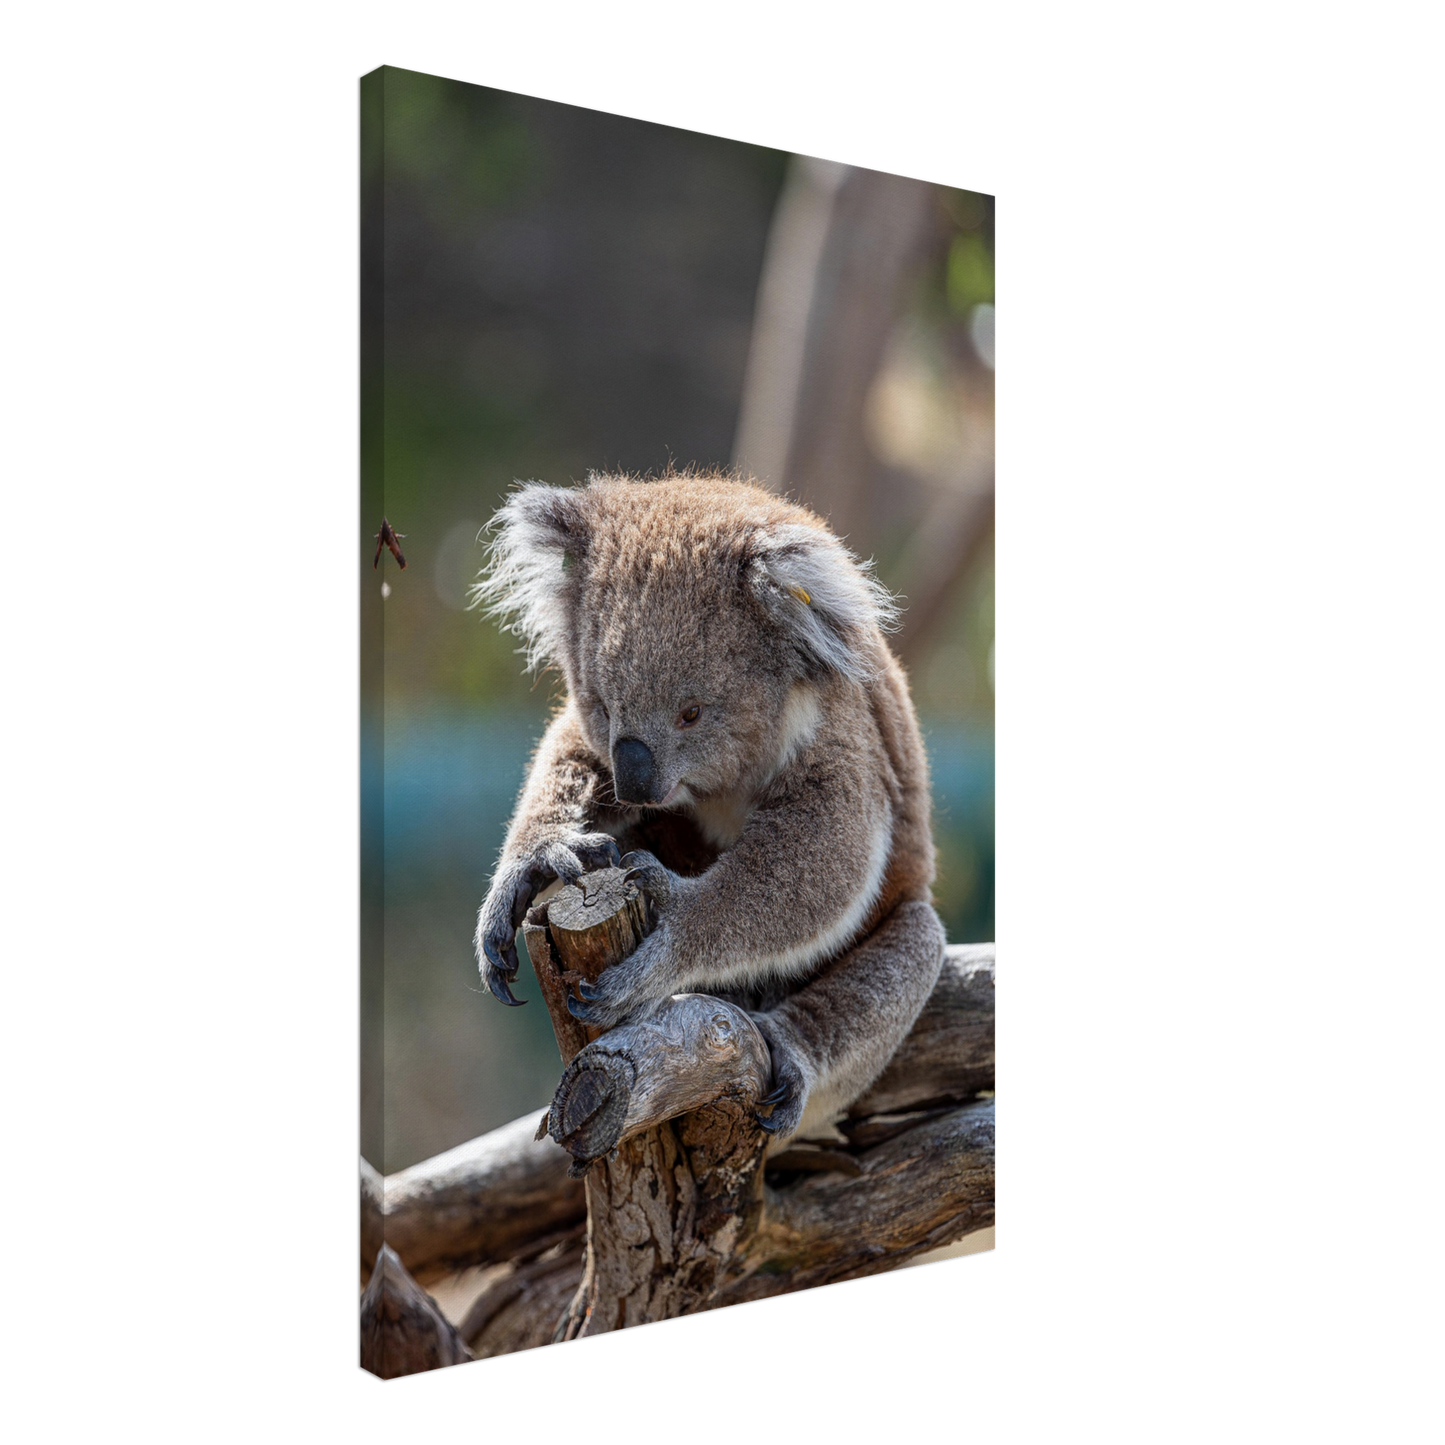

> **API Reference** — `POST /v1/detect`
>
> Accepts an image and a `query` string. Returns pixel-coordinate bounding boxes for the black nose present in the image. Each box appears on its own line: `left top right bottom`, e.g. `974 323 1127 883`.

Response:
612 737 656 805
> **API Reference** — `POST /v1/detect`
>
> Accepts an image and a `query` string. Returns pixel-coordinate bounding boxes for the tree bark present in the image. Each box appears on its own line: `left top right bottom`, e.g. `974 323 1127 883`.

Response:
460 1094 994 1356
379 1112 584 1287
375 942 994 1294
723 1095 994 1303
524 868 774 1340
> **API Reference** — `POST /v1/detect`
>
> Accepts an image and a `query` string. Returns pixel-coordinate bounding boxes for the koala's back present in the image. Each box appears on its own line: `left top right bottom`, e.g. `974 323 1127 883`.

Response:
861 645 937 929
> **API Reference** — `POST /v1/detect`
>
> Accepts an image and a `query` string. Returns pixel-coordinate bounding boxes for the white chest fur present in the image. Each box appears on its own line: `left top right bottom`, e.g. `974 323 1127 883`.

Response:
686 683 822 851
689 789 752 850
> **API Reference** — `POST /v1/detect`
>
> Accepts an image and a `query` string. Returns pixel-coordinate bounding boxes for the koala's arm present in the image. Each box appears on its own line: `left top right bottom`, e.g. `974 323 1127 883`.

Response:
568 723 945 1136
570 723 903 1021
475 705 621 1005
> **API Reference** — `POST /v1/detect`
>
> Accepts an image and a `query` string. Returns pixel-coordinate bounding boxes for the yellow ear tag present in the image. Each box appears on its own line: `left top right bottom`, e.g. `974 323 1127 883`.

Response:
788 584 811 605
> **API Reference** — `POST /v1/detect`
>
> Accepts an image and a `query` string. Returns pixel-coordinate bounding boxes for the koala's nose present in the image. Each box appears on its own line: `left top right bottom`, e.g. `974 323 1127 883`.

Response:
612 737 657 805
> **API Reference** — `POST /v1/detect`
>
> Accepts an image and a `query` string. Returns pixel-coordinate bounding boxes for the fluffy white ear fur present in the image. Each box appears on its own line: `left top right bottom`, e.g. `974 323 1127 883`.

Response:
469 483 585 673
751 523 900 682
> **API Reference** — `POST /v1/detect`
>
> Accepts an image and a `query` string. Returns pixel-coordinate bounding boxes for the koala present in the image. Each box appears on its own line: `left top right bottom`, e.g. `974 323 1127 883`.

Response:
472 472 946 1142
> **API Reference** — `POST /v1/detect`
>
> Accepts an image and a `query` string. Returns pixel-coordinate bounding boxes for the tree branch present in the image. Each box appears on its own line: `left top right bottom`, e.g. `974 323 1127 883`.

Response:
457 1094 994 1355
365 945 993 1281
380 1113 582 1286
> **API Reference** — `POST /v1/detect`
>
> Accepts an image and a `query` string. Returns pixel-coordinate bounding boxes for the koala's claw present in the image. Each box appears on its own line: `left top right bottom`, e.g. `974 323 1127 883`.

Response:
481 937 526 1006
487 971 526 1007
478 832 627 1008
752 1020 808 1138
482 932 519 977
563 950 658 1029
757 1077 801 1132
620 850 672 901
757 1082 804 1135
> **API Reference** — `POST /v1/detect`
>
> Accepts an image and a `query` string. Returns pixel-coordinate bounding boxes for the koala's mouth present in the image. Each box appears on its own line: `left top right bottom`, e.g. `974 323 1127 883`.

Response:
615 779 690 812
626 779 691 812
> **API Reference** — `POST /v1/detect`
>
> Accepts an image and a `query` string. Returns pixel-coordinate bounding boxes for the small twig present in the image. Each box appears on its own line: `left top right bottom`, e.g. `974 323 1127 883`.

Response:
373 517 407 570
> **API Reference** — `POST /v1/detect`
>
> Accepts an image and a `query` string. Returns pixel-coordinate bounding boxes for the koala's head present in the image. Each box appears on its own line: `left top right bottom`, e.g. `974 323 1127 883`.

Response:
473 473 898 806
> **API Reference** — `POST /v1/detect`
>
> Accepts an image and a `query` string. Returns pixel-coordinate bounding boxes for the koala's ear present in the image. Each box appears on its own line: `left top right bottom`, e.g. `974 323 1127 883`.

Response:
470 483 589 673
748 523 900 683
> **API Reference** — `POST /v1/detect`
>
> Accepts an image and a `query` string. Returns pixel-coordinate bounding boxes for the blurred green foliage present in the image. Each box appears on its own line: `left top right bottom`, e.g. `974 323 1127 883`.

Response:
384 70 542 218
947 234 995 313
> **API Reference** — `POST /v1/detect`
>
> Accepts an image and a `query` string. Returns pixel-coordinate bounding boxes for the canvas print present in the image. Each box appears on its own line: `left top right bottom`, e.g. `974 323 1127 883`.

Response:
360 65 995 1378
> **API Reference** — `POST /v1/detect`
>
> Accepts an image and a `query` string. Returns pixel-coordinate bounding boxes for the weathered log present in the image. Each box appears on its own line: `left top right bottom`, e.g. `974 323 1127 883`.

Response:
380 1113 582 1286
724 1095 995 1302
560 1096 771 1339
548 994 771 1169
362 945 994 1285
464 1234 591 1360
527 874 774 1339
360 1244 473 1378
456 1232 584 1344
527 865 650 1063
455 1094 994 1351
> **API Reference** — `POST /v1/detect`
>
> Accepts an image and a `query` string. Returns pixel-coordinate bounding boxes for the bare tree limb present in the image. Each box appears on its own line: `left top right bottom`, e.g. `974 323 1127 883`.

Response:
547 994 771 1169
362 944 994 1288
381 1113 582 1287
732 157 849 492
523 870 775 1339
453 1093 994 1355
724 1095 994 1303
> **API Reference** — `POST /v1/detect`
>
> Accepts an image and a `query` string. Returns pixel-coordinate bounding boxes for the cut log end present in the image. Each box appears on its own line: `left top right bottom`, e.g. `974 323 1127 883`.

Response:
549 1050 636 1162
547 994 771 1165
546 866 650 980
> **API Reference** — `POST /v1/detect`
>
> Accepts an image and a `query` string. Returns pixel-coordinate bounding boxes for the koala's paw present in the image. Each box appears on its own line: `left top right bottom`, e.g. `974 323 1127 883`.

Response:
477 831 622 1006
619 849 673 928
566 926 672 1030
751 1018 810 1139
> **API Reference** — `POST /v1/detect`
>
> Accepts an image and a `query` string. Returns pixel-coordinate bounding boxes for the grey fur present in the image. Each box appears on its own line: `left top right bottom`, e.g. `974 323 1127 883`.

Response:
473 472 945 1140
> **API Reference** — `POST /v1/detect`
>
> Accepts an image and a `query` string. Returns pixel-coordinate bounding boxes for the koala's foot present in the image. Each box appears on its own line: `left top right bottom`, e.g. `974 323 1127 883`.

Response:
619 848 672 928
751 1015 809 1138
564 932 667 1028
565 851 681 1028
476 832 622 1005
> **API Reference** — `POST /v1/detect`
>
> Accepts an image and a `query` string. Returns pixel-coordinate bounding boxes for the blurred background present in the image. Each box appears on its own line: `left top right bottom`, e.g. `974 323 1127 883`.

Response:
365 67 993 1174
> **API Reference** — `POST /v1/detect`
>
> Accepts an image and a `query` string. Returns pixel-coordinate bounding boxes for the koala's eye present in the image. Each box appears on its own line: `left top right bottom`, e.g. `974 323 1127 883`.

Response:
677 702 701 729
598 701 610 723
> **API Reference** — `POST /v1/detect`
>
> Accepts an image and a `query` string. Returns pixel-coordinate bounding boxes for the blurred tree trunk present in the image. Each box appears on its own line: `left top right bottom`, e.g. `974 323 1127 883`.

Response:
733 156 994 664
